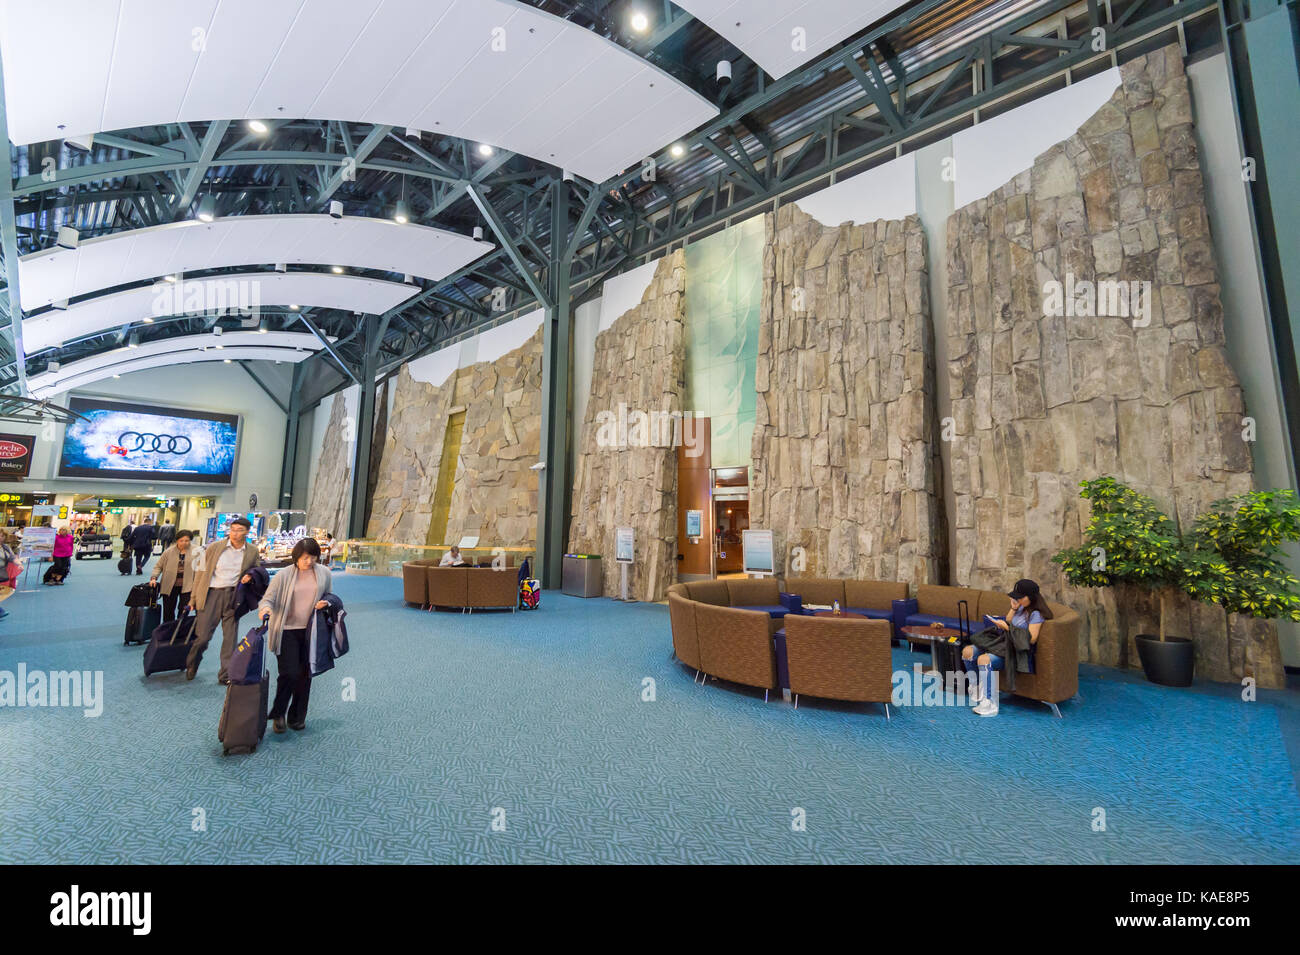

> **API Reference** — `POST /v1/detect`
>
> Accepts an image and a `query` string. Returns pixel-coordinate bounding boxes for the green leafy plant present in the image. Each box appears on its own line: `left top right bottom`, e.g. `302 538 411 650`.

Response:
1052 477 1186 639
1053 478 1300 640
1180 489 1300 622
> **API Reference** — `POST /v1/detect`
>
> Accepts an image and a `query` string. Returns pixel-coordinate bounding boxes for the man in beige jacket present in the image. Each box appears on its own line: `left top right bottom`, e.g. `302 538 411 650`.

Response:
186 517 261 684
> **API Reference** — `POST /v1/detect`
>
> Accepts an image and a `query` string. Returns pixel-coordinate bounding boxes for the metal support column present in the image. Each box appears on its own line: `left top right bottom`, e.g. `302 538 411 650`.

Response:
536 180 573 588
278 363 306 509
0 47 28 395
1219 0 1300 486
347 313 379 539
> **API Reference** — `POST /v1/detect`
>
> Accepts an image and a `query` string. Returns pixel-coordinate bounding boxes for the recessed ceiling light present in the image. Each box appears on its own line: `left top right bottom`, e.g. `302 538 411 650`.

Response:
331 266 343 274
477 143 494 157
630 10 649 32
670 142 685 158
247 119 268 134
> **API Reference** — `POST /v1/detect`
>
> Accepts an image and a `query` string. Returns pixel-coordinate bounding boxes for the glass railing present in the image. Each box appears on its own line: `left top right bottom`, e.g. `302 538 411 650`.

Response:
338 541 536 577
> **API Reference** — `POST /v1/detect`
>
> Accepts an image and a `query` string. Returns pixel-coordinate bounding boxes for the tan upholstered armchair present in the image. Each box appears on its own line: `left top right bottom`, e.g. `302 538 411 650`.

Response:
694 602 778 700
783 616 894 717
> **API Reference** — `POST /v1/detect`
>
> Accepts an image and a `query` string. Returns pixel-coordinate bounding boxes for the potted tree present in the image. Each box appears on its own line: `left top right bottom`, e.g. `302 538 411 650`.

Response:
1053 477 1194 686
1180 489 1300 659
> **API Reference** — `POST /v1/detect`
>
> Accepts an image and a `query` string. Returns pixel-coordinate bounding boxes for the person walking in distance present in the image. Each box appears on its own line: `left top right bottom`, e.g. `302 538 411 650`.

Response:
129 516 158 575
258 538 331 733
186 517 260 684
149 529 196 624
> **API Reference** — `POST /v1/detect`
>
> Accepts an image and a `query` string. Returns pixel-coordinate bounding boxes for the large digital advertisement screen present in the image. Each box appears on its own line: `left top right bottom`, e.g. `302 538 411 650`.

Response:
58 396 241 484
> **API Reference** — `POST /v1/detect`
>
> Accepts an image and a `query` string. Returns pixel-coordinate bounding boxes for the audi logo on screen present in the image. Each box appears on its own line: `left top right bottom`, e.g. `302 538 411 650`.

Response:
58 396 241 485
113 432 194 455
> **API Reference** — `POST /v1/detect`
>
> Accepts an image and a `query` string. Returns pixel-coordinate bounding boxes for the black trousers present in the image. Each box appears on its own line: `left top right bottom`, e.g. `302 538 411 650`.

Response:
160 585 190 624
133 547 151 573
270 627 311 725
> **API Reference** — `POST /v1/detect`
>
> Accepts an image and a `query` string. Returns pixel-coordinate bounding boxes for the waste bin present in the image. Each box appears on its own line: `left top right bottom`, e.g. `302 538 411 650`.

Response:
561 553 602 597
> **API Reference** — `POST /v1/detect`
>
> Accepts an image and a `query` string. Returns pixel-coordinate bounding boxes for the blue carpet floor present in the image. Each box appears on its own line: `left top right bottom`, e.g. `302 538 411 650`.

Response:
0 555 1297 864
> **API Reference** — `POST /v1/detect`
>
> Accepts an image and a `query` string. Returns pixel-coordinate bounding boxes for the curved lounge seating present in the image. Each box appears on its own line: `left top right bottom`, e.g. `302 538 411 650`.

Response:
667 576 1080 715
424 564 519 612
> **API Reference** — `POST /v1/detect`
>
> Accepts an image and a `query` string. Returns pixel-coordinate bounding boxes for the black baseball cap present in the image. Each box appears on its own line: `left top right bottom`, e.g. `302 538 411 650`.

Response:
229 517 252 529
1008 578 1040 601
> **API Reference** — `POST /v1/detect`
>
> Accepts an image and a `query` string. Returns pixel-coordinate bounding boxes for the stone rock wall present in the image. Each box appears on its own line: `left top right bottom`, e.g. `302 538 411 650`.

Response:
945 46 1281 686
751 205 944 584
444 333 543 548
366 328 543 548
305 393 352 537
568 252 686 601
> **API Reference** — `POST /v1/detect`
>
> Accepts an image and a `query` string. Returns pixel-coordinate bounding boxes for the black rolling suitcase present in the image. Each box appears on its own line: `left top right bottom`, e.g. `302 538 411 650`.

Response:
143 612 198 675
218 629 269 756
117 555 133 575
124 585 162 646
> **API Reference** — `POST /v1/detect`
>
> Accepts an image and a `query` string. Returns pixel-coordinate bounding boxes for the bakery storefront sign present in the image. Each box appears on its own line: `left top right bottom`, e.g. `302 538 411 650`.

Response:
0 433 35 479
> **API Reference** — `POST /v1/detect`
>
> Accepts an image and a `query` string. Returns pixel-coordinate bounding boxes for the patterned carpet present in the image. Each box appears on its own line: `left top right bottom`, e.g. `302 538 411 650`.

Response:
1 555 1297 864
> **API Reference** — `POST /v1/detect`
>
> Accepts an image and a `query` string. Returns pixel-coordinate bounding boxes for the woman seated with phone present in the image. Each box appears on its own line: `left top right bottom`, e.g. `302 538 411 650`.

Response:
960 578 1051 717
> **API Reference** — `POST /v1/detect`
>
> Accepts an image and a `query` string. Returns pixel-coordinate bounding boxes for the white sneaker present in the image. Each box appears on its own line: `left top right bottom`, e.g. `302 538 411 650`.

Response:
974 698 999 717
968 681 983 705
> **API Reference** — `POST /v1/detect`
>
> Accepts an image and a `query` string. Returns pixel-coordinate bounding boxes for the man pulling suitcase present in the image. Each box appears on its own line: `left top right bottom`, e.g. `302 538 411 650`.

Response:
185 517 261 685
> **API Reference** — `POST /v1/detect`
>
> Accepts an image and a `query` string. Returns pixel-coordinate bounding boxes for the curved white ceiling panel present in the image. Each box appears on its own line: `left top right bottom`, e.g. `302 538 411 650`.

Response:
23 271 417 354
29 332 322 397
17 215 482 309
0 0 718 181
673 0 905 79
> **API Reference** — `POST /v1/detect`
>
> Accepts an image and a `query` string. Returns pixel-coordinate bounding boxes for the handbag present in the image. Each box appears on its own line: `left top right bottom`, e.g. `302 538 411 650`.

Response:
227 625 267 686
124 582 158 608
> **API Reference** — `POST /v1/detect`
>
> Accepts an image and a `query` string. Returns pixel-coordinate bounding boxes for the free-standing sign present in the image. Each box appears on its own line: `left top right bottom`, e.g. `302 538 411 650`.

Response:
0 433 35 480
742 529 774 577
615 527 634 563
18 526 55 562
685 509 702 539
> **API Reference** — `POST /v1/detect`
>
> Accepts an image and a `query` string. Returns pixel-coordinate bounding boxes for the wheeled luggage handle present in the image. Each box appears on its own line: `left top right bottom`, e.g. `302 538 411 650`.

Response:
958 599 970 640
168 609 198 645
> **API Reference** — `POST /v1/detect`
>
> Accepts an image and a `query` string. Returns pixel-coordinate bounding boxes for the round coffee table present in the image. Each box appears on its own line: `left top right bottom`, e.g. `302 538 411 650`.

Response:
900 625 965 673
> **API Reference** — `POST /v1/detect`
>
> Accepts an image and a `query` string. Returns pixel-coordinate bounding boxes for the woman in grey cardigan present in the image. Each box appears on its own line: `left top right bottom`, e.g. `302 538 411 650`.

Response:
258 538 332 734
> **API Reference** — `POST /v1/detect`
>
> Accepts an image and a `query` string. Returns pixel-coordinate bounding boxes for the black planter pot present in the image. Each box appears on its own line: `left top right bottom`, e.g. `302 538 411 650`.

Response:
1135 634 1195 687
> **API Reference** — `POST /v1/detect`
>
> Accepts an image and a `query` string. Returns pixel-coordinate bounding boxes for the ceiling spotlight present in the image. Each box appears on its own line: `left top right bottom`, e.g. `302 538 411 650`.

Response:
142 317 153 324
212 325 223 336
274 262 287 273
57 226 80 249
113 374 121 379
257 320 268 334
164 273 178 283
331 265 344 274
405 127 420 139
717 59 732 85
224 358 232 363
477 143 494 157
289 304 299 310
670 142 685 158
393 200 410 225
247 119 268 134
128 332 139 348
196 195 216 222
214 343 224 350
472 226 484 242
630 10 649 32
